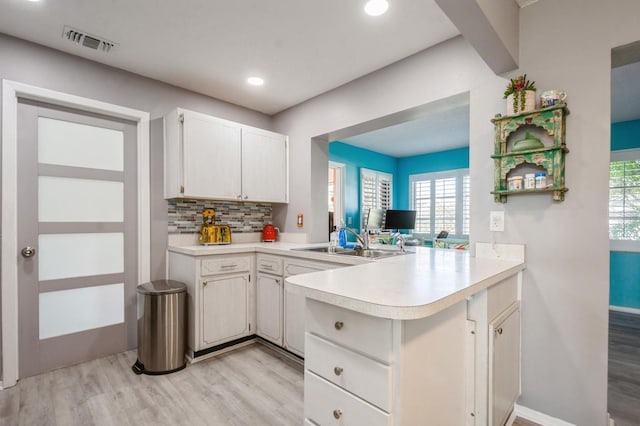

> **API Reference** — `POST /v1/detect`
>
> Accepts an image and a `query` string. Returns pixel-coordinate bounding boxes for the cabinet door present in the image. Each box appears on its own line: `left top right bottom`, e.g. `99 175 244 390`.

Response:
256 273 283 345
201 273 250 348
182 110 242 200
490 304 521 426
284 283 306 356
241 127 288 203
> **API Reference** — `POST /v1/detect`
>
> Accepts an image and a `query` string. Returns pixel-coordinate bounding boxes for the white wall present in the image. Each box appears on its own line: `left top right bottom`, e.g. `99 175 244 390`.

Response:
273 1 640 423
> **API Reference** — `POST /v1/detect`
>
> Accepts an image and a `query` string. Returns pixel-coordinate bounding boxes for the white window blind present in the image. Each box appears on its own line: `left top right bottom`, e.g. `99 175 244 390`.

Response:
409 169 469 239
361 168 392 227
610 150 640 243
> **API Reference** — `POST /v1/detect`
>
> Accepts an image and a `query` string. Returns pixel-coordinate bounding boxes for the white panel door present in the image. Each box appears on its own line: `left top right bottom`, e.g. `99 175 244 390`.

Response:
241 127 288 202
17 102 137 378
201 273 250 347
491 304 521 426
256 273 283 345
182 110 242 200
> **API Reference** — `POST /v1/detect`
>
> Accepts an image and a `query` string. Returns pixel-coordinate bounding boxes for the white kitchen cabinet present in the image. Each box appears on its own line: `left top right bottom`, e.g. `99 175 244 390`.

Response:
164 107 288 202
168 252 255 357
256 272 283 346
283 258 343 357
468 274 522 425
256 255 284 346
241 127 288 203
489 302 521 426
201 273 250 347
304 298 469 425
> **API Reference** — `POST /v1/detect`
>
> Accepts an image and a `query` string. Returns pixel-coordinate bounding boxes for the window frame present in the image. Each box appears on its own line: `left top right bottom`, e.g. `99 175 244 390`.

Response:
360 168 393 229
610 148 640 252
409 168 470 239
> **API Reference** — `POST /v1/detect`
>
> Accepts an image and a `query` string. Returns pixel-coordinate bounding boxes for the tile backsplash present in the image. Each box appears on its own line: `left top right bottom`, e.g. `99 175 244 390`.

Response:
168 199 272 234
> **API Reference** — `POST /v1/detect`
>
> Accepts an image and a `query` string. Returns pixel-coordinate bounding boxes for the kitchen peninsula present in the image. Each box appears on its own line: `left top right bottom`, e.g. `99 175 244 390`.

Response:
169 242 525 425
286 244 525 426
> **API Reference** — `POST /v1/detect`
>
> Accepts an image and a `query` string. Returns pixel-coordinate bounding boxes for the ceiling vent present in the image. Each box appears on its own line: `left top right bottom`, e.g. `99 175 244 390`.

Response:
62 26 117 53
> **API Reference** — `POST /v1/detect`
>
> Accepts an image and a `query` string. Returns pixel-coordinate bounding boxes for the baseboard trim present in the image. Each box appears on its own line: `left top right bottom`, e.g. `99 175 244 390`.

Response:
610 305 640 315
515 404 576 426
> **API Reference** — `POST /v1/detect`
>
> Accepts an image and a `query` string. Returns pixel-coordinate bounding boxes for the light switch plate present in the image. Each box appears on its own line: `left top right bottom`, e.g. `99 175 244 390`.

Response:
490 211 505 232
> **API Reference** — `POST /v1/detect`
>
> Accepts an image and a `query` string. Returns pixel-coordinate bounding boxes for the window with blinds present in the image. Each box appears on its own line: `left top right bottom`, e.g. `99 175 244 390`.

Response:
610 152 640 241
409 169 470 238
360 168 392 228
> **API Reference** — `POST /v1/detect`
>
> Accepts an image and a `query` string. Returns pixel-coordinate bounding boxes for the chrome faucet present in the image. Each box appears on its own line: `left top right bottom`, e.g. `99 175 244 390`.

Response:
341 226 370 250
392 232 406 252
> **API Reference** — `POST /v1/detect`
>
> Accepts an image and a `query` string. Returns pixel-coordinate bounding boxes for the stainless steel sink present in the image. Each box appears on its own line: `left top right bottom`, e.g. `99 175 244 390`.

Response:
292 246 411 259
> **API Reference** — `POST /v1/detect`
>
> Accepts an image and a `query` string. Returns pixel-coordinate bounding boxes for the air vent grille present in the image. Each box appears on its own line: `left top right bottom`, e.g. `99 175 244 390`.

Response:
62 26 117 53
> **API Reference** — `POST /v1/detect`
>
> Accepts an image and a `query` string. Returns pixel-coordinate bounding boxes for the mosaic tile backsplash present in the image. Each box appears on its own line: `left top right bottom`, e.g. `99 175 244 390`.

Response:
168 199 272 234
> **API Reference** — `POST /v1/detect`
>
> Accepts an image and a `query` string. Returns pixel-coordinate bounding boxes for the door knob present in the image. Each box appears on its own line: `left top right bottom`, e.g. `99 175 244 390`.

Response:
21 246 36 258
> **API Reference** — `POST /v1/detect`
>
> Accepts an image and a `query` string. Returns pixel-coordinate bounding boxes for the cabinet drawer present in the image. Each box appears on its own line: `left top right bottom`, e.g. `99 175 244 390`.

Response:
201 255 251 276
306 299 392 363
257 254 283 275
488 275 518 321
304 371 391 426
306 333 392 412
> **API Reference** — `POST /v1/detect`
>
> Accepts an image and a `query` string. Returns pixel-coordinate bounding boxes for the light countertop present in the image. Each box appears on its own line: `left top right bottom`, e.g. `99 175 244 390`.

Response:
168 243 525 321
285 247 525 320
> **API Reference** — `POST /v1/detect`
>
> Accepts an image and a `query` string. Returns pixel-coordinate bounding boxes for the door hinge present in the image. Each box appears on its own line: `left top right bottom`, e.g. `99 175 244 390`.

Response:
180 185 184 194
249 274 251 283
179 113 184 124
249 323 251 332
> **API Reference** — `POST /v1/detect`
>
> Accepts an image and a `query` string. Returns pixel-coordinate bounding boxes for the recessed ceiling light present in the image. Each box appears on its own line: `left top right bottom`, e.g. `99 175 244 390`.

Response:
247 76 265 86
364 0 389 16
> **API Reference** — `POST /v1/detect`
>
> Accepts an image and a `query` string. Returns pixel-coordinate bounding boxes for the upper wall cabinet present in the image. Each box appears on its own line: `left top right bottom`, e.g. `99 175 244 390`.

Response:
164 108 289 203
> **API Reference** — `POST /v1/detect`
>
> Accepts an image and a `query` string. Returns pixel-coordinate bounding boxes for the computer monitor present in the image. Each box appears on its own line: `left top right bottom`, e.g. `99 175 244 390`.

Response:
384 210 416 230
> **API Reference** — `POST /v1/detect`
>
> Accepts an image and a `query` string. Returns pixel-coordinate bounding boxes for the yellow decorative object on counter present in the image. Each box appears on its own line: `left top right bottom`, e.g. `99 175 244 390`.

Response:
199 209 232 245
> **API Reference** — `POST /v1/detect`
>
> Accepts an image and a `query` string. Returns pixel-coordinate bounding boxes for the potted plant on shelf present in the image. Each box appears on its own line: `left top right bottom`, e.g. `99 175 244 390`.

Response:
504 74 536 115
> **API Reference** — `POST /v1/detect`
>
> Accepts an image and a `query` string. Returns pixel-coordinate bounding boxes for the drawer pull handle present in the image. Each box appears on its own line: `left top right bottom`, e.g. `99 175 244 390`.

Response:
334 321 344 330
333 409 342 419
334 367 343 376
261 264 273 269
495 327 503 336
220 264 238 269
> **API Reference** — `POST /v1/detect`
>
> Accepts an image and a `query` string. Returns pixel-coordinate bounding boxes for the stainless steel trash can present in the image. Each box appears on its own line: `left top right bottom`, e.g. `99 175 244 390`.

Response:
132 280 186 375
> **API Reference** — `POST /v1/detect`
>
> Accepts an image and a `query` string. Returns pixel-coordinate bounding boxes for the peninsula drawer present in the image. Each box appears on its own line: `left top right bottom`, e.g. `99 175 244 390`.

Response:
201 255 251 276
306 333 392 412
306 299 392 363
304 371 391 426
256 254 283 275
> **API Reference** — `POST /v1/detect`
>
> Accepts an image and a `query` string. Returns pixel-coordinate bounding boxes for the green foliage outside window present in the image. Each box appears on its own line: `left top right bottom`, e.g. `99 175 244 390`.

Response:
610 159 640 240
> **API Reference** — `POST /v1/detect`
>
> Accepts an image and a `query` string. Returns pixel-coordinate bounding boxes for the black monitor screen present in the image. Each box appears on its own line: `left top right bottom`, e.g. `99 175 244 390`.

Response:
384 210 416 230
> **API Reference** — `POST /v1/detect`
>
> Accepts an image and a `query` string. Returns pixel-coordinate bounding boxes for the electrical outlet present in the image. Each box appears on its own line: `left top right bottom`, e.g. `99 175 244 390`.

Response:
490 211 505 232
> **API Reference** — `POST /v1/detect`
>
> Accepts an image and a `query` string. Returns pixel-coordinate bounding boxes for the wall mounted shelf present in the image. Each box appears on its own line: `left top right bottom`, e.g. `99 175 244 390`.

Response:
491 103 569 203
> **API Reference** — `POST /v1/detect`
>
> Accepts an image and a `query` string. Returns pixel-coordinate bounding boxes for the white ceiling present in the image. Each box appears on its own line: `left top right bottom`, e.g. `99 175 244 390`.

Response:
336 96 470 158
0 0 459 115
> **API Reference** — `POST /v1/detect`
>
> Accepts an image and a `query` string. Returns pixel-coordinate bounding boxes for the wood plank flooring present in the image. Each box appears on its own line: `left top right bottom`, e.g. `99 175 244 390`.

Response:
608 310 640 426
0 343 303 426
0 339 542 425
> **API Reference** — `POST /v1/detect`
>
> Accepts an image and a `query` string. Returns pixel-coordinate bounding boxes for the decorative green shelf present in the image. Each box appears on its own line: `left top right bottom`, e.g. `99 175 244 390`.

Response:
491 103 570 203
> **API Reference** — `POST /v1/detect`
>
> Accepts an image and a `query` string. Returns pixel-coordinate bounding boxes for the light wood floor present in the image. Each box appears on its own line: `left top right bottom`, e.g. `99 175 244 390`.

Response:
0 340 541 425
608 311 640 426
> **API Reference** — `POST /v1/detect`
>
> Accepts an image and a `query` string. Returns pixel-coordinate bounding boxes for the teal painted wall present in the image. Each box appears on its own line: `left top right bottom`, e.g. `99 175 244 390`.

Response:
328 142 469 232
328 142 397 232
610 119 640 309
396 147 470 209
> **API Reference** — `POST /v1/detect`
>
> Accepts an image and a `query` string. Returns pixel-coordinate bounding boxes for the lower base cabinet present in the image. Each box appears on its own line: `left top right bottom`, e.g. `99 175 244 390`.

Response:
256 272 283 346
303 273 522 425
168 252 255 357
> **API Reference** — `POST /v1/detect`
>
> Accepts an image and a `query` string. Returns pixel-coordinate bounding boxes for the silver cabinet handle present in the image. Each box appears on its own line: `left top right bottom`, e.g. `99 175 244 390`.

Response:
220 264 238 269
334 367 343 376
275 279 281 285
260 264 273 269
333 409 342 419
495 327 503 336
334 321 344 330
21 246 36 258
